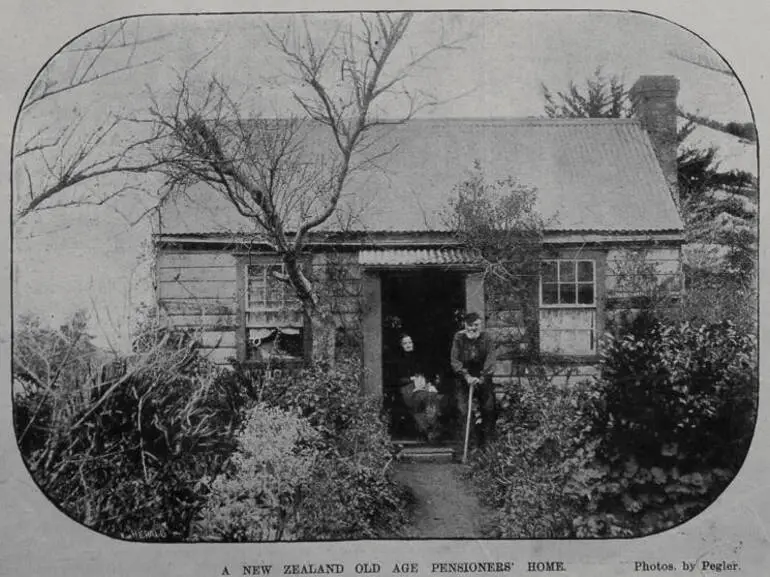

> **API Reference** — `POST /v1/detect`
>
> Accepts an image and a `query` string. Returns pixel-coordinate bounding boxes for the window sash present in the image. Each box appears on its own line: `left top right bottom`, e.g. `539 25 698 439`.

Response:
247 327 304 361
246 263 300 312
540 259 596 307
539 308 596 354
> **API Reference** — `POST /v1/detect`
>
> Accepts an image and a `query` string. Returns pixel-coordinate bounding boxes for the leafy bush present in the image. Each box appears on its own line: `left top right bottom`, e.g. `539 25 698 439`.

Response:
467 371 600 538
13 313 243 540
260 359 366 436
680 268 757 336
193 403 321 541
566 319 757 536
193 358 412 540
597 320 756 470
294 458 413 540
467 319 756 538
14 312 411 541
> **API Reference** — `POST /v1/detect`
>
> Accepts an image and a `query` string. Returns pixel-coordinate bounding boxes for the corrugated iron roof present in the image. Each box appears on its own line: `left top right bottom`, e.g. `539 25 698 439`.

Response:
359 248 479 267
159 117 684 236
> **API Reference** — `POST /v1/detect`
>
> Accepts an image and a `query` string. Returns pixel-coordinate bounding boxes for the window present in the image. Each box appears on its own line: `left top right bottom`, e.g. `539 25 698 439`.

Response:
245 263 304 362
246 264 300 312
247 327 304 362
540 260 595 306
539 259 597 355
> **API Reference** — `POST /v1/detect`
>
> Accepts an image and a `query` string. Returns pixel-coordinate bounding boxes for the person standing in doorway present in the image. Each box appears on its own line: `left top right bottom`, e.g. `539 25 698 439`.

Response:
450 312 498 448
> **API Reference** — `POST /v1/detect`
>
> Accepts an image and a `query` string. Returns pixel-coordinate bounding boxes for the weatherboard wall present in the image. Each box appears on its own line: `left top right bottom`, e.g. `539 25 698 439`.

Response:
156 250 239 364
154 243 683 373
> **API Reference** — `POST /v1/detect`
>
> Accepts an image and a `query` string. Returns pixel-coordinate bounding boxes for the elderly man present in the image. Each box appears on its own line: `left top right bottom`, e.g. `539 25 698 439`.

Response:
450 312 498 448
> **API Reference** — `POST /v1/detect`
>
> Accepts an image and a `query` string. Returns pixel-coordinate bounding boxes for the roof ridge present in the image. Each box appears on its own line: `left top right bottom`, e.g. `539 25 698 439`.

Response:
398 117 641 126
221 116 641 127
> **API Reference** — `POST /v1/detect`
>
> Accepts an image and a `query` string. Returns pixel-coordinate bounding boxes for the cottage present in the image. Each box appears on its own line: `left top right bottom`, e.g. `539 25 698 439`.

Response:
153 75 684 398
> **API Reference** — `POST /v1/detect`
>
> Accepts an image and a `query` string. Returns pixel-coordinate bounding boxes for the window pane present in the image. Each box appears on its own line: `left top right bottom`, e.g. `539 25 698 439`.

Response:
541 261 557 283
578 261 593 282
542 283 558 304
559 261 575 282
247 265 265 310
248 288 266 304
266 287 283 307
248 265 265 279
578 283 594 304
248 330 303 361
275 332 303 358
539 309 595 355
559 283 576 304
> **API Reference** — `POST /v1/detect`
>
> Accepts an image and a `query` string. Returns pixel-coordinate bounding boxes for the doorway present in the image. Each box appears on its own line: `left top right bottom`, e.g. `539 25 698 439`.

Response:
381 270 466 442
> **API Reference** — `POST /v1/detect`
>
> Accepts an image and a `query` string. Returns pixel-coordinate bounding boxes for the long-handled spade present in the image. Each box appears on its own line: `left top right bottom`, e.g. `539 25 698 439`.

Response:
461 380 475 464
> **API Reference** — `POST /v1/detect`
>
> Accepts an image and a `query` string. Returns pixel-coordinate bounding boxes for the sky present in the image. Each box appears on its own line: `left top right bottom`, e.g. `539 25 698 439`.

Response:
11 10 757 351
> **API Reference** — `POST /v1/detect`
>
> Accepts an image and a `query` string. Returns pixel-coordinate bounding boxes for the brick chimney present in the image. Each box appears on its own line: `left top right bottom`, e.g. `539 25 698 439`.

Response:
630 75 680 199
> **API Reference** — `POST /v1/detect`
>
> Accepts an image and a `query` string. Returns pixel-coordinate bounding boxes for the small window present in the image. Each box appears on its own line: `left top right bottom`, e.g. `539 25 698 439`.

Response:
246 264 300 312
541 260 595 306
245 262 304 363
247 327 303 362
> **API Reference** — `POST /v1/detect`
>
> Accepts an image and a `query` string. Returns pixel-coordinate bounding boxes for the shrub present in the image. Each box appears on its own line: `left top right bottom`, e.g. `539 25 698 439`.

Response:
680 268 757 336
13 313 243 540
295 458 413 540
259 359 367 435
467 371 600 538
192 403 321 541
596 320 756 470
194 357 412 540
566 319 757 536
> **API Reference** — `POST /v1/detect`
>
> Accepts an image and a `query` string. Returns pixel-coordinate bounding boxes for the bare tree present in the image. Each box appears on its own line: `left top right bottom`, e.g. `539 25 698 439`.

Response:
150 13 464 361
14 19 168 221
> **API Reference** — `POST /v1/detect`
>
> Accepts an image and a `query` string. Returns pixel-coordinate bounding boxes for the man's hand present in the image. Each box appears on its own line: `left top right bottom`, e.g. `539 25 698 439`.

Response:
465 375 480 387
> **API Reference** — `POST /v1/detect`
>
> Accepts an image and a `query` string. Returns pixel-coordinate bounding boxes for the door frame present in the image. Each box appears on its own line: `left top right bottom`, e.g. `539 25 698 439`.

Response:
361 268 484 397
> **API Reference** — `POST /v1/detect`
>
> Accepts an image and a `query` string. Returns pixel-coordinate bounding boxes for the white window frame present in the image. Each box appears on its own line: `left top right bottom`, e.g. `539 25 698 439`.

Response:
245 263 301 314
539 259 597 309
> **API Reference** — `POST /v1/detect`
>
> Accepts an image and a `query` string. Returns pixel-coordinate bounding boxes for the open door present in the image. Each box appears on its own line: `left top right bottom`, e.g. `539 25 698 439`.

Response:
381 270 465 443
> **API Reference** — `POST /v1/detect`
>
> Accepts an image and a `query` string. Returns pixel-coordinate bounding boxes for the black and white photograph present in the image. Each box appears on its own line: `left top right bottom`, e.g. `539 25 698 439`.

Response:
2 3 767 575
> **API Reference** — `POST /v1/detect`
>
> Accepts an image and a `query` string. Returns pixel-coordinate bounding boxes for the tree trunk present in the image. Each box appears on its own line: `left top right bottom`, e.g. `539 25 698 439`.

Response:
281 251 336 364
309 307 335 365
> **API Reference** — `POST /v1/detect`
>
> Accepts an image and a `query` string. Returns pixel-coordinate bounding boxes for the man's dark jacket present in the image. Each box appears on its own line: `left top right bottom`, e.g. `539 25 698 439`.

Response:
450 330 497 380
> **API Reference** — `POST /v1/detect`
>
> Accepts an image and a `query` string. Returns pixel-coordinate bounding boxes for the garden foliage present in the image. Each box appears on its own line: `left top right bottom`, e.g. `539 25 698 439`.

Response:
468 372 600 538
14 312 410 541
191 358 412 541
468 319 756 538
566 319 756 536
13 313 243 540
193 404 322 541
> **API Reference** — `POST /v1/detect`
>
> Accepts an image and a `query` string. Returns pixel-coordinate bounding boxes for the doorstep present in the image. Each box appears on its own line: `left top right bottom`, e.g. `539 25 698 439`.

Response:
393 441 457 462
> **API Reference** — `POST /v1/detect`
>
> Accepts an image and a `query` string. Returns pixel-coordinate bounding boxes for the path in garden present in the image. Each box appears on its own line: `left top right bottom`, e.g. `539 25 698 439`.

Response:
392 461 491 538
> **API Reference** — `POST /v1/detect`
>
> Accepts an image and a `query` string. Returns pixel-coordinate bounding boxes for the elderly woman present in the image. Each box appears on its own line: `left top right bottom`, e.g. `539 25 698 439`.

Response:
394 334 441 441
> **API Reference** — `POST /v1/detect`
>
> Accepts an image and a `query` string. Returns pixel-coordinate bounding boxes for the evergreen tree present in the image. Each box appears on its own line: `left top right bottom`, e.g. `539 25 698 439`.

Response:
541 69 756 281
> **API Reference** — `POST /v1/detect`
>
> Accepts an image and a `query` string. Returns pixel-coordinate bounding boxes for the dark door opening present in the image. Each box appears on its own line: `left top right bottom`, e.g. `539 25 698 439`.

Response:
381 269 465 443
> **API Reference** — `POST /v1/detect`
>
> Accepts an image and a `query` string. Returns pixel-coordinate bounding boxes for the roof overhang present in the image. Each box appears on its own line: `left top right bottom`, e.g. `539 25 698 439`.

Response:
358 248 481 269
154 229 684 251
544 231 685 246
